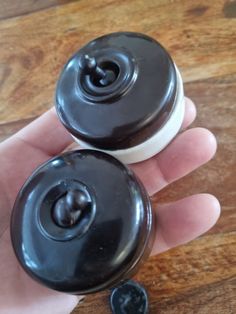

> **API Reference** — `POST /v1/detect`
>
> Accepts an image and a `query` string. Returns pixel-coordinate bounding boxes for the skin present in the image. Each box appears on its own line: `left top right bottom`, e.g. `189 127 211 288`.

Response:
0 97 220 314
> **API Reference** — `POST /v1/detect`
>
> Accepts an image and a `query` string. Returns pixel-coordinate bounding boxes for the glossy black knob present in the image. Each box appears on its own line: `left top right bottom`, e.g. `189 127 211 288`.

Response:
55 32 178 150
52 189 91 228
110 280 149 314
11 150 155 294
79 54 117 86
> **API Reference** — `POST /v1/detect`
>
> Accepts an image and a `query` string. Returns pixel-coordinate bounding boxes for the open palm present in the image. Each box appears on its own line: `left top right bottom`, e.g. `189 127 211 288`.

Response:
0 97 220 314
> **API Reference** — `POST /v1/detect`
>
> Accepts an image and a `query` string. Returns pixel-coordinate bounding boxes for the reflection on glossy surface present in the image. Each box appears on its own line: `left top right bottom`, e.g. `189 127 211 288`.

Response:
110 280 149 314
11 150 154 294
55 32 177 149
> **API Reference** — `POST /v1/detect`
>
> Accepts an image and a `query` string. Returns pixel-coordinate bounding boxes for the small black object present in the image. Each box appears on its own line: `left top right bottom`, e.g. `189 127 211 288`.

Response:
52 189 91 228
110 280 149 314
55 32 177 150
11 150 155 294
79 54 116 86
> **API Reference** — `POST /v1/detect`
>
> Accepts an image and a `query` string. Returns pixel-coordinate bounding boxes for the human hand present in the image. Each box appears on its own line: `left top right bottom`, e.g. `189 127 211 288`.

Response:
0 97 220 314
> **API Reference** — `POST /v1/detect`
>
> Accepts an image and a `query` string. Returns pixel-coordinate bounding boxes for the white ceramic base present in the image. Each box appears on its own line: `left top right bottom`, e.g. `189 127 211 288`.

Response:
72 65 184 164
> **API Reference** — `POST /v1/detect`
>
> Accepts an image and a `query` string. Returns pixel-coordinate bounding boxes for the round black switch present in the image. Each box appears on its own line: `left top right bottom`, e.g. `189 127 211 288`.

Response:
55 32 178 150
11 150 155 294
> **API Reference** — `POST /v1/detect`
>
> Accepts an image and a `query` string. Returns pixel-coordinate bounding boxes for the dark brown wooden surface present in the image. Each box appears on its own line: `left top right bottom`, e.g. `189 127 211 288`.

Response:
0 1 235 313
0 0 78 20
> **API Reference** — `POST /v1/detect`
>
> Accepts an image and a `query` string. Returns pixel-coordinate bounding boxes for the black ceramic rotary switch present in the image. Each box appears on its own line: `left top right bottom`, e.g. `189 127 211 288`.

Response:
11 150 155 294
55 32 185 164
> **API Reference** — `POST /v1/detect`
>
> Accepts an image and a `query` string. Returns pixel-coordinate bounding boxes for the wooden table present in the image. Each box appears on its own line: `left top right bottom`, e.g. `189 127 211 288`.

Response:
0 1 235 313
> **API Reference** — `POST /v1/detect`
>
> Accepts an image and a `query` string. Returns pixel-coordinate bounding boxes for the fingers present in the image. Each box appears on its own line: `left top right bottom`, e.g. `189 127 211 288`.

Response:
131 128 217 195
5 108 73 157
181 97 196 130
130 97 197 195
157 128 217 186
2 96 196 159
151 194 221 255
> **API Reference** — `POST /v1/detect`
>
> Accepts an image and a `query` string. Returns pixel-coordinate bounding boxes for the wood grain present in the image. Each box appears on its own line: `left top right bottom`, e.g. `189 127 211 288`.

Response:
0 0 236 124
75 233 236 314
0 1 235 313
0 0 78 20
